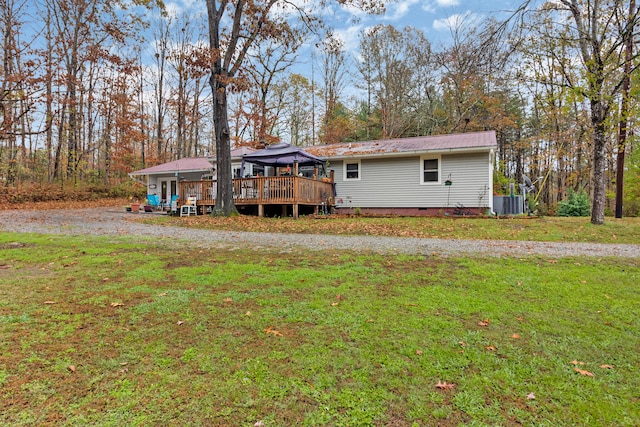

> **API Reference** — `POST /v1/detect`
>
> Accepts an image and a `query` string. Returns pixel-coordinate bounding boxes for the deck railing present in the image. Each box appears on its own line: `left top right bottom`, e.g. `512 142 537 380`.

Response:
178 176 333 207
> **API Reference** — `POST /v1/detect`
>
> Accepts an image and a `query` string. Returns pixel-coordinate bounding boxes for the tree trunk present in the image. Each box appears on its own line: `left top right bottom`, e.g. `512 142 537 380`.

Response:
590 100 607 225
615 0 635 218
210 74 238 216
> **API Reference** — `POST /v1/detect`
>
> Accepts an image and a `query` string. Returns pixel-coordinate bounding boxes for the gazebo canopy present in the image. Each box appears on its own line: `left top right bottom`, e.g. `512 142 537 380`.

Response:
241 143 324 167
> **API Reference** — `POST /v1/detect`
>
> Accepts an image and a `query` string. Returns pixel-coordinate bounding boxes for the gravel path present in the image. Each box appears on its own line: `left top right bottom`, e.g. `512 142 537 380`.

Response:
1 208 639 258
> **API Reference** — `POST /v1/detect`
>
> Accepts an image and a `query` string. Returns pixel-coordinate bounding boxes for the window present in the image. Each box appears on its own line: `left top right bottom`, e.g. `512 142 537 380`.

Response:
344 161 360 180
421 156 440 184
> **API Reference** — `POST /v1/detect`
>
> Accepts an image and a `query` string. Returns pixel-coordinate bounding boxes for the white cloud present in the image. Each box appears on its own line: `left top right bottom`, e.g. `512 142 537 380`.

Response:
433 11 478 31
331 24 364 54
422 0 461 13
384 0 420 21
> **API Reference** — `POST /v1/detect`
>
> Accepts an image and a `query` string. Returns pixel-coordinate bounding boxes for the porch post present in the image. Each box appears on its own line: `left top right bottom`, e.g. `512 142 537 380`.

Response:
293 204 299 219
258 204 264 217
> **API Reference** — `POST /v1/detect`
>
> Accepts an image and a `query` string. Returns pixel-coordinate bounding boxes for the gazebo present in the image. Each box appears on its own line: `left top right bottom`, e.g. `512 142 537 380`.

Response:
240 143 325 176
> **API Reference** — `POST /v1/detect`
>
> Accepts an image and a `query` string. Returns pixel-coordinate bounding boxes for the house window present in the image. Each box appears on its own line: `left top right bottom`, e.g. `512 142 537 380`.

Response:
344 161 361 180
421 156 440 184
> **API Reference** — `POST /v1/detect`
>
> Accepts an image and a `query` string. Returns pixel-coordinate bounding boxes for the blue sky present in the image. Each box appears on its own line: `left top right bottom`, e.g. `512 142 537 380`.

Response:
160 0 527 53
326 0 525 52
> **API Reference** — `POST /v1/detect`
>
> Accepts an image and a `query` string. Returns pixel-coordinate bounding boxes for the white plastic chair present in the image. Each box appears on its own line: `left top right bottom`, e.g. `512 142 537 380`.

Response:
179 196 198 217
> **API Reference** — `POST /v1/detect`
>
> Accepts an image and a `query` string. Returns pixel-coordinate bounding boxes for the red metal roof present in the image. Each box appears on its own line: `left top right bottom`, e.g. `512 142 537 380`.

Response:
130 157 213 176
304 131 497 158
130 147 256 176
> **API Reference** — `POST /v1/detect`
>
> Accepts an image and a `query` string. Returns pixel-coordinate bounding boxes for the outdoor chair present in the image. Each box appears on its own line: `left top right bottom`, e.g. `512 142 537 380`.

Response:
147 194 161 210
179 196 198 217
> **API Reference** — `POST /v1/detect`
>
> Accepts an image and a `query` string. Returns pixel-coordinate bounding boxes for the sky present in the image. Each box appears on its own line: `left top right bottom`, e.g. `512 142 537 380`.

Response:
325 0 525 52
160 0 529 57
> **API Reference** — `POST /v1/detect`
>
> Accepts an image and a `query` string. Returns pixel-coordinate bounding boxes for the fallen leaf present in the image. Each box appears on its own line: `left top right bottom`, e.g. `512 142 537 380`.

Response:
485 345 497 351
511 333 521 339
574 368 594 377
415 350 423 355
245 311 252 316
254 421 265 427
68 365 76 373
331 301 339 306
526 392 536 400
435 380 455 389
223 297 233 302
478 319 490 327
570 360 585 366
600 364 614 369
102 277 109 282
264 326 283 337
157 292 168 297
0 264 11 269
44 301 56 305
110 302 124 307
548 259 557 264
177 320 184 325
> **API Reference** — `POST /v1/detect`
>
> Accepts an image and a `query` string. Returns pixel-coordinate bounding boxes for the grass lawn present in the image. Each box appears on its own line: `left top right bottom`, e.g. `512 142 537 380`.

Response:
1 232 639 426
139 214 640 245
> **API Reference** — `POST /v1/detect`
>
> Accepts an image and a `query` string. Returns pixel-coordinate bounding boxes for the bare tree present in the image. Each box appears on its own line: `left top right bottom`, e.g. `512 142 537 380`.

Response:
520 0 640 224
205 0 384 216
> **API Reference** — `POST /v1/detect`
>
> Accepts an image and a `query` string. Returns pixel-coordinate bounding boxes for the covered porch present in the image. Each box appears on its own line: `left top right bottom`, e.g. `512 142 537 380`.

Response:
178 174 334 218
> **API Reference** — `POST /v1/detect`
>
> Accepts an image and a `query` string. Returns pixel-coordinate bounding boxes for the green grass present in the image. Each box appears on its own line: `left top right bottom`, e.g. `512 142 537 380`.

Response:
1 232 639 426
138 214 640 244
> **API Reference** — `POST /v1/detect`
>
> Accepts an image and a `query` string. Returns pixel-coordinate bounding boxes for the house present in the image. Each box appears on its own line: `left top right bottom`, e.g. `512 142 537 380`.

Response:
304 131 497 216
129 147 256 206
129 144 334 217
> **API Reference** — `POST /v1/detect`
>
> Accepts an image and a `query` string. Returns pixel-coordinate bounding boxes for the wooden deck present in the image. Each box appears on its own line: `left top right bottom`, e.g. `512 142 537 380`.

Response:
178 176 334 218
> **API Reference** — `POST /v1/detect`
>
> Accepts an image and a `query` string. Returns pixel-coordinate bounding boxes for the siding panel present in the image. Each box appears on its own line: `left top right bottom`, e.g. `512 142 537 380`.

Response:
332 153 491 209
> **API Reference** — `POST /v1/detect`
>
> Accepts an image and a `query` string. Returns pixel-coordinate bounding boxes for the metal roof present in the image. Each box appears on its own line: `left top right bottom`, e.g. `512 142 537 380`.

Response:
130 157 214 176
304 131 497 159
129 147 256 176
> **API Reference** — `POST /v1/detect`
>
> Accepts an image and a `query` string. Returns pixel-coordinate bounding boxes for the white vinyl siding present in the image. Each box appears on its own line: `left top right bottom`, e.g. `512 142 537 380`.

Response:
331 152 492 209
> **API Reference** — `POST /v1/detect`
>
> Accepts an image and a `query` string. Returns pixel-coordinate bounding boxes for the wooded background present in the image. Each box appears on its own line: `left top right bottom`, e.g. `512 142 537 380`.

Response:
1 0 639 216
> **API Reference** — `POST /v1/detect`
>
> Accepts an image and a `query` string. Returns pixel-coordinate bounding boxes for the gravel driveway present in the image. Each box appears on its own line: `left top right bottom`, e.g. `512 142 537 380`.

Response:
1 208 639 258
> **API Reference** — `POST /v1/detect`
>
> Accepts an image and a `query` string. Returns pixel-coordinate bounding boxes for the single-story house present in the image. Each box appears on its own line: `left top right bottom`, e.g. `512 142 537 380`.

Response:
304 131 497 216
129 147 256 206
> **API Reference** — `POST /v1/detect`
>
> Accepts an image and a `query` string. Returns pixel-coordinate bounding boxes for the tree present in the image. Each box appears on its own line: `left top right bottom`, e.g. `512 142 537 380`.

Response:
204 0 384 216
318 35 349 144
523 0 640 224
357 25 431 138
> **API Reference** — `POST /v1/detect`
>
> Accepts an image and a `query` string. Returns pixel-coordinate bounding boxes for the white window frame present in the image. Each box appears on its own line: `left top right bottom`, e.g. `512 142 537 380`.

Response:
420 155 441 185
343 160 361 181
